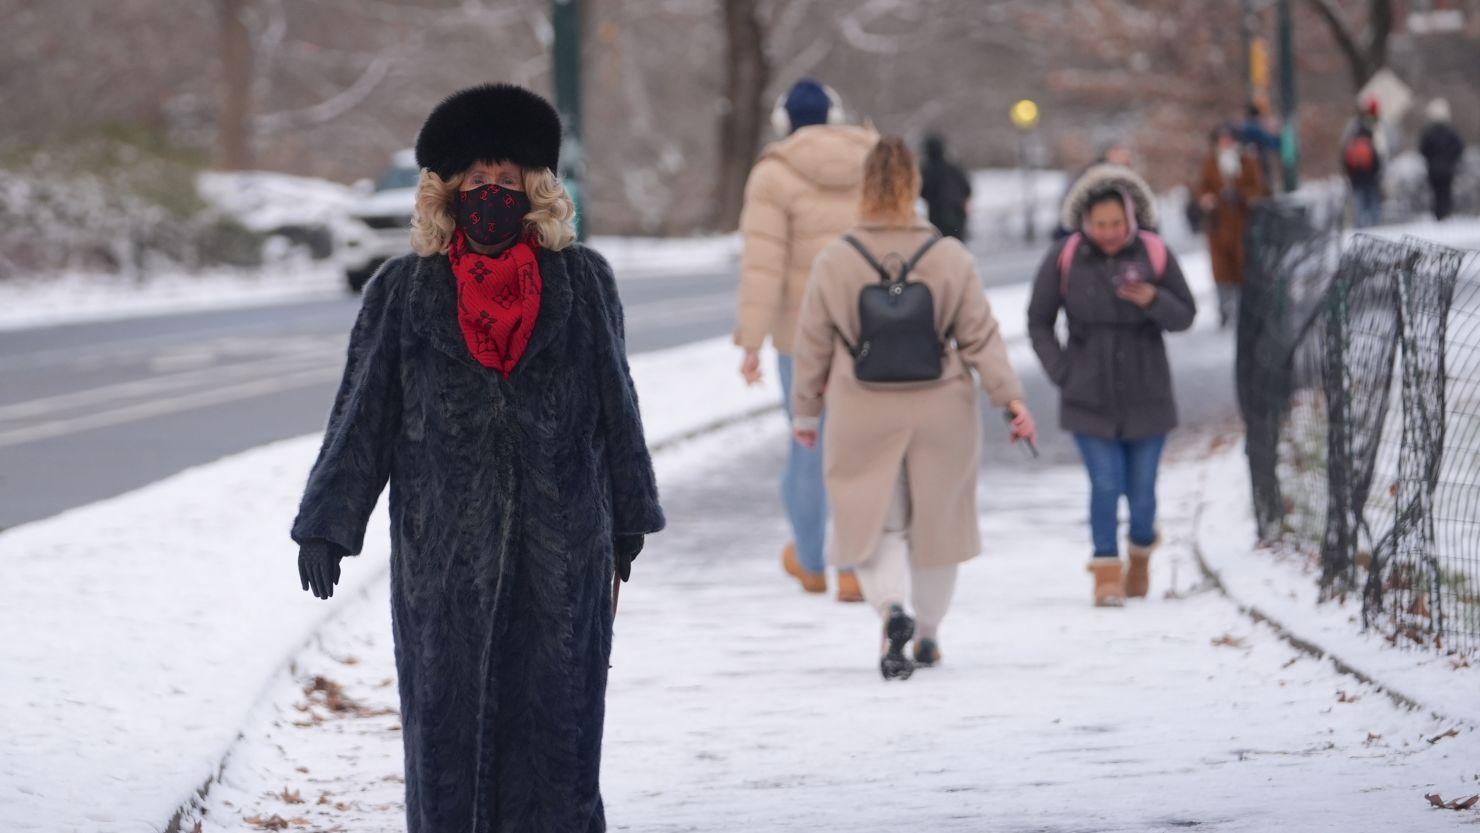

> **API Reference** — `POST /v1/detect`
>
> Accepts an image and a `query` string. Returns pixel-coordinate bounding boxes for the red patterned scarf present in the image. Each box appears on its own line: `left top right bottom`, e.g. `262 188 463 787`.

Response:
448 229 543 378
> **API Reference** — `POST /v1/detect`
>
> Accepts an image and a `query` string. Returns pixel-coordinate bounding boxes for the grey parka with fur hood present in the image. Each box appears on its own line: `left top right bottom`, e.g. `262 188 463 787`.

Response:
1027 165 1197 439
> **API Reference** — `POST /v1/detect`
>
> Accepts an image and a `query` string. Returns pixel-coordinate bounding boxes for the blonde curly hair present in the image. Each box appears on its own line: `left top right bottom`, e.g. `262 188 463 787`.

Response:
410 166 577 255
860 136 922 223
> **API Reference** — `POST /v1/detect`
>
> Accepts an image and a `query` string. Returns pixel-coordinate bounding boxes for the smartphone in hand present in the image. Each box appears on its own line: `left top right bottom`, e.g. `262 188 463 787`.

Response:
1002 409 1039 459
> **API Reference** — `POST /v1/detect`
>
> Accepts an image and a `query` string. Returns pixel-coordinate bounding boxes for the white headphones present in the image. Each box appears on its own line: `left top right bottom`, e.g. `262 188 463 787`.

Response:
770 83 848 138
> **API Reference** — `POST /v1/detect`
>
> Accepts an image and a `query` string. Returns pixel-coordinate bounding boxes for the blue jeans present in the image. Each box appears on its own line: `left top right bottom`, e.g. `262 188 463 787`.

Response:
1353 184 1383 229
1072 434 1166 558
777 353 830 574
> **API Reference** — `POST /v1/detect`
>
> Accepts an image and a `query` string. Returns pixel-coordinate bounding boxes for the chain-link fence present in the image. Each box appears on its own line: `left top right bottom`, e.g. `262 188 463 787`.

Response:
1237 200 1480 653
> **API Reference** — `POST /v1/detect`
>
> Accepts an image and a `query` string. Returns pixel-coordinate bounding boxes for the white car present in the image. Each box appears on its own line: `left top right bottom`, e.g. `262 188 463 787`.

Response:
339 149 418 291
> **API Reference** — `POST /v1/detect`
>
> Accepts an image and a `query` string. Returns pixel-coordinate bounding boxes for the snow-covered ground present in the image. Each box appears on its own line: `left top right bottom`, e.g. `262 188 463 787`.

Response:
0 337 775 833
176 423 1480 832
3 218 1477 831
1196 444 1480 726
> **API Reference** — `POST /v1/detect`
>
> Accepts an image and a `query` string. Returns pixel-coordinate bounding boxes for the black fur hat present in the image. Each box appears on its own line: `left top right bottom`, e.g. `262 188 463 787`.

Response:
414 84 562 180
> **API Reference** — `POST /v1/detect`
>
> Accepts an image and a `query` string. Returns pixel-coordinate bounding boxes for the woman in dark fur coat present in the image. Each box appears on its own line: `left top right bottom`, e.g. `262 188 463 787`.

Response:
291 83 665 833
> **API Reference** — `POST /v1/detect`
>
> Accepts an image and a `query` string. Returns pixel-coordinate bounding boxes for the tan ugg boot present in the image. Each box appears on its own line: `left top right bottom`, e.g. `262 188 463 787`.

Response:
1125 537 1159 599
1087 558 1126 607
835 570 865 603
783 543 827 593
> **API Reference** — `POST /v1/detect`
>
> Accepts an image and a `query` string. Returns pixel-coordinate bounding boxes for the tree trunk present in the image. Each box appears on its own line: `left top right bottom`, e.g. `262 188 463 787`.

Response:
217 0 253 170
1304 0 1393 91
710 0 769 231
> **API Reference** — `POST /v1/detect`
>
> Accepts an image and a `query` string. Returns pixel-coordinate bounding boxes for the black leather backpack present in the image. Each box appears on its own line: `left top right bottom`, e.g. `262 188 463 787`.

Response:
835 233 946 384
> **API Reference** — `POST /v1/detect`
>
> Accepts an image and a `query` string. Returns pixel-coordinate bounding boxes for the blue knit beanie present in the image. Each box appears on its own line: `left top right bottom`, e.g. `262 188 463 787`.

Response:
784 79 831 132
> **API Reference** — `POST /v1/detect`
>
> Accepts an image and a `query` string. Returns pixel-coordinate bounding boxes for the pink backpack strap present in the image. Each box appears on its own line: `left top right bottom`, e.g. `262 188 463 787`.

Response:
1138 230 1168 279
1057 233 1082 297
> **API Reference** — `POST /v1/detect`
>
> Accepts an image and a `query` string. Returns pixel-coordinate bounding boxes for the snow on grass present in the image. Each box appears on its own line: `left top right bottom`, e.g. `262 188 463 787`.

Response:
180 420 1480 832
0 259 349 333
195 171 358 237
1195 440 1480 728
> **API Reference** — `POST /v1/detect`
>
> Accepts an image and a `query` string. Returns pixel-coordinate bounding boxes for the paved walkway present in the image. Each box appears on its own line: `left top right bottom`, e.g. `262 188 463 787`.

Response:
184 416 1477 832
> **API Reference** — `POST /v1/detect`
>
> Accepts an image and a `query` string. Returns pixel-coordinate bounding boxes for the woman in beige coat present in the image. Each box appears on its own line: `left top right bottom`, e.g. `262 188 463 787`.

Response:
790 138 1036 680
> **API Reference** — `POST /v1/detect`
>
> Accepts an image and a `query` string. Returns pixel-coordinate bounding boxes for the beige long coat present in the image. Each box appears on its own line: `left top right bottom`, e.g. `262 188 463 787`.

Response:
734 124 879 354
791 220 1026 569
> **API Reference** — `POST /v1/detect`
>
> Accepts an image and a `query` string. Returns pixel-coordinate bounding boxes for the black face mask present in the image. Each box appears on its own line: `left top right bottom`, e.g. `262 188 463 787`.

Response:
455 184 532 248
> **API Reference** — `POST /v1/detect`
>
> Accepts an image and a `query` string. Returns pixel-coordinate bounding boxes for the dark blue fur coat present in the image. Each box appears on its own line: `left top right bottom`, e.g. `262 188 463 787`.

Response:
291 243 665 832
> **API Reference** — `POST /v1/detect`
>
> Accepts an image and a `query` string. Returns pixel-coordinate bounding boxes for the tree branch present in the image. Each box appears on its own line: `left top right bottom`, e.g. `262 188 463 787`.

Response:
1303 0 1370 89
253 51 394 133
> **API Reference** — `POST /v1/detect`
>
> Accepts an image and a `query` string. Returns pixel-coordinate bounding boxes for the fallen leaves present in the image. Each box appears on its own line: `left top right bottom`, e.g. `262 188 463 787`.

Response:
1428 727 1460 745
1211 633 1248 649
293 675 397 724
1425 793 1479 811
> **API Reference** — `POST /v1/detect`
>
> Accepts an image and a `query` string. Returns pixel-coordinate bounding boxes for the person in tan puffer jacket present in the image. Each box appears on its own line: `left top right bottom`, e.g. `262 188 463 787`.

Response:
734 79 878 602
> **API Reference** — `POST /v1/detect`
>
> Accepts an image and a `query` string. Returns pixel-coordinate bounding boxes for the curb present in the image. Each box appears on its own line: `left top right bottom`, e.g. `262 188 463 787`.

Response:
1188 460 1466 727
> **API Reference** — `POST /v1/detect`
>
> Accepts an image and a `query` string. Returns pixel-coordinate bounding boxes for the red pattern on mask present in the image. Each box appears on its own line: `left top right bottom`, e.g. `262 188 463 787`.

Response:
448 230 542 378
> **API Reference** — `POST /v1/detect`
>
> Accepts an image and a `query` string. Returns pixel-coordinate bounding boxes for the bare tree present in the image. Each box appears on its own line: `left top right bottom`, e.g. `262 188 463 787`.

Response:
1304 0 1394 90
217 0 254 169
710 0 770 231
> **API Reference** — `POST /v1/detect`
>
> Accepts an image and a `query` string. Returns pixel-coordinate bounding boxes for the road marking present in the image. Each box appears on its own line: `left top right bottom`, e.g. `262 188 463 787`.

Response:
0 365 343 449
0 349 340 424
623 292 734 328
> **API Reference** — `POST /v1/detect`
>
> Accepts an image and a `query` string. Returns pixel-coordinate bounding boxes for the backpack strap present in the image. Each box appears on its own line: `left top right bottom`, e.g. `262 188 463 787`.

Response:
843 232 943 283
901 232 943 282
1057 233 1083 297
1058 230 1168 297
842 234 893 283
1138 231 1168 279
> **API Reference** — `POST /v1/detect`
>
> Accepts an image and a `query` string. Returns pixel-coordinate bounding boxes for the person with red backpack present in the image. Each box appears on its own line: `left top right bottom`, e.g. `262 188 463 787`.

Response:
1027 165 1197 607
1342 98 1388 228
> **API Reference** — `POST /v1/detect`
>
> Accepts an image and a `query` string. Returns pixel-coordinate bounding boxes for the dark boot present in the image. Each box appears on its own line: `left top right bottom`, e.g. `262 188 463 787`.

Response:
913 637 941 668
880 605 916 681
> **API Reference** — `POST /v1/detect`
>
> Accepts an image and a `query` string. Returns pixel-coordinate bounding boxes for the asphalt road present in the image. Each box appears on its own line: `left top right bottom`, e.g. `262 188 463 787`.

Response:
0 242 1231 530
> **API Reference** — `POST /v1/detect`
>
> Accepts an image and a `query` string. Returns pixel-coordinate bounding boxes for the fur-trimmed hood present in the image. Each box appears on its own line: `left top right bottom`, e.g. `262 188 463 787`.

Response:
1060 164 1158 232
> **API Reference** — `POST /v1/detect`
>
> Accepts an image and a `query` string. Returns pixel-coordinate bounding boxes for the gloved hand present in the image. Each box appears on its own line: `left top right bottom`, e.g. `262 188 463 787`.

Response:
614 534 644 583
298 540 346 600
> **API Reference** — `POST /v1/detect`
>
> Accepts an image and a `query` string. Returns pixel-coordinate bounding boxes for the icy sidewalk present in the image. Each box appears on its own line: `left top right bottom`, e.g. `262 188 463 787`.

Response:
183 420 1479 832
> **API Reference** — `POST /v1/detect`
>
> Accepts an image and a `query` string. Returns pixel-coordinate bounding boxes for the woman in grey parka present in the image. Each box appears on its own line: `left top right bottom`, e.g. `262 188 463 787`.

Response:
1027 165 1196 607
291 84 664 833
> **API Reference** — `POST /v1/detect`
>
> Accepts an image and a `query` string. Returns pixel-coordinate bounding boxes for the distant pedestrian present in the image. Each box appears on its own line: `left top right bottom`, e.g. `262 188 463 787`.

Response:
1028 165 1197 607
291 83 664 832
1196 123 1268 327
1238 98 1283 184
735 78 879 602
1419 98 1466 221
920 133 973 240
1342 98 1389 228
791 137 1037 679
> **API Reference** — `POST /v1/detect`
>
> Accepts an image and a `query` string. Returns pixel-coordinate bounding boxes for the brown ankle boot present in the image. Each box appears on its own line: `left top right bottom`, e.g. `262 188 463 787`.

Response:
1087 558 1126 607
1125 537 1158 598
835 570 864 603
782 543 826 593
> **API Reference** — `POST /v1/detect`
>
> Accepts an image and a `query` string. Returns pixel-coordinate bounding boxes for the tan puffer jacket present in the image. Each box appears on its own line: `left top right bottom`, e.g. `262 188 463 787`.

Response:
734 124 879 355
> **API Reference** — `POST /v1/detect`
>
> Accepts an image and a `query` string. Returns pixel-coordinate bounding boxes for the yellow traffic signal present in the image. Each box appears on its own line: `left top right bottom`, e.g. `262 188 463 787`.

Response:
1011 99 1040 130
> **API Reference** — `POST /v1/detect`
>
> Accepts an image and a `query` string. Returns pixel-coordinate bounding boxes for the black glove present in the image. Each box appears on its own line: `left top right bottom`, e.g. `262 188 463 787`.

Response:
614 534 644 583
298 540 346 600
